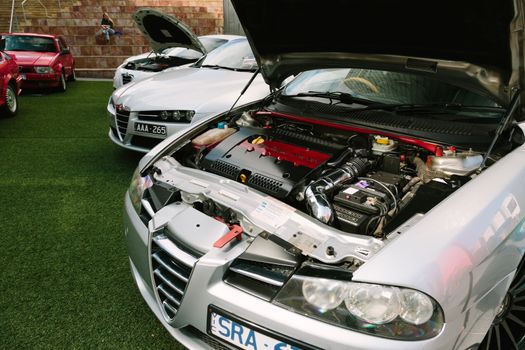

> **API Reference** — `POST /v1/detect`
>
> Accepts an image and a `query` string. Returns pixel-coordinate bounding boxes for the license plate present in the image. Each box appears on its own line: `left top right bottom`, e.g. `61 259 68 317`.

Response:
208 308 305 350
134 122 166 136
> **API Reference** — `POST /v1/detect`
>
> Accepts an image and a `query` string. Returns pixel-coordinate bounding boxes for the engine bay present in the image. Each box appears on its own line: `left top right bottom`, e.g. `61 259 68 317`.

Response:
123 53 198 72
163 110 484 239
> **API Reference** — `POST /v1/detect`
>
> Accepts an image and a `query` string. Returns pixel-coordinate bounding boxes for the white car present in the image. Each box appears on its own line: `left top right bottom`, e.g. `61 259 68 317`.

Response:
108 37 269 152
123 0 525 349
112 8 241 89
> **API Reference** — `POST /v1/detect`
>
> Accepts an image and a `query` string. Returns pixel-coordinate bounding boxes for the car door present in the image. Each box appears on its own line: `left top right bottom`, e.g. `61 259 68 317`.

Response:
57 36 74 76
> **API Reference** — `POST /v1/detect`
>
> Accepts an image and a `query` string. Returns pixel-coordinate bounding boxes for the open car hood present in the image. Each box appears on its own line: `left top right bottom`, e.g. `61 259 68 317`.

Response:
231 0 524 108
133 8 206 55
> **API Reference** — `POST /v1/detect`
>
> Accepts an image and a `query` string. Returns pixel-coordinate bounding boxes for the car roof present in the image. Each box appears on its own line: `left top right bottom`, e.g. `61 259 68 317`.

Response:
1 32 58 39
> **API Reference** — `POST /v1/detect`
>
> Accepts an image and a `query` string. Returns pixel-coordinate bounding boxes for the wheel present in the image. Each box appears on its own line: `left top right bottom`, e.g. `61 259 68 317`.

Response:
58 70 67 92
69 67 76 82
1 84 18 117
480 259 525 350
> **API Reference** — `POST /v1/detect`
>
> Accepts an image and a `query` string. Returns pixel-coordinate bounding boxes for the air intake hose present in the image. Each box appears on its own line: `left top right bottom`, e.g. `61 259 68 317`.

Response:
305 157 369 224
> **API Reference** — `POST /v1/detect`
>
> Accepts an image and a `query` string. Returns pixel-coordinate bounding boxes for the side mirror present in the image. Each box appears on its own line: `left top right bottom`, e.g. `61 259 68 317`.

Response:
60 48 70 55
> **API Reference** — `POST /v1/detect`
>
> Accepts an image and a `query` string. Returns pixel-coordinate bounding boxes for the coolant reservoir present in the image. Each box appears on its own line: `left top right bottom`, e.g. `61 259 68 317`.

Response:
192 126 236 147
372 135 397 154
429 149 482 176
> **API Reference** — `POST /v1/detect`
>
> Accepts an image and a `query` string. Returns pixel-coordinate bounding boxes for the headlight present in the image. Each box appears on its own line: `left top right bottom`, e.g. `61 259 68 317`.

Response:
158 110 195 122
128 168 153 214
34 66 53 74
274 266 444 340
345 283 402 324
302 278 347 311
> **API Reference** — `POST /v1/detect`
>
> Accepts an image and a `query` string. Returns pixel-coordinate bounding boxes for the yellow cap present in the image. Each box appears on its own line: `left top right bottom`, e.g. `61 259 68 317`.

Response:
252 136 265 144
375 136 389 145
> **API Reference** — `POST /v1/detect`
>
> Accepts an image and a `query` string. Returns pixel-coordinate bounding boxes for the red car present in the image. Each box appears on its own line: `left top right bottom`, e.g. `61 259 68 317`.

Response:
0 50 22 116
1 33 75 92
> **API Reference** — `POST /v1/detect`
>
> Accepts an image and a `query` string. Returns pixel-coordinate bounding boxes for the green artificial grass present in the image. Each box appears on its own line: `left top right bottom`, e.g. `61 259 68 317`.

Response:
0 82 184 349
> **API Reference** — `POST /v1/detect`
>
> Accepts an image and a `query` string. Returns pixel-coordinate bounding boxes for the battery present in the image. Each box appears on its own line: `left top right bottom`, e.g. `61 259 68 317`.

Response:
334 204 370 234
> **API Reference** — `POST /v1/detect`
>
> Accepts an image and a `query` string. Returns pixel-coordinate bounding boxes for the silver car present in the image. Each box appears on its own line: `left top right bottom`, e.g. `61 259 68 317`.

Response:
108 37 269 152
123 0 525 349
112 8 242 89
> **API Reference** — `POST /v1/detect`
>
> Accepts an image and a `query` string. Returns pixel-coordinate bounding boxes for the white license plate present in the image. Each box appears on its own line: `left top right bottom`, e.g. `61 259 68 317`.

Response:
209 310 303 350
134 122 166 136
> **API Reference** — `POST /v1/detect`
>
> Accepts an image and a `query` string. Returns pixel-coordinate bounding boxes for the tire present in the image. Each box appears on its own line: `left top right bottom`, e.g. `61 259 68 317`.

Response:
479 258 525 350
58 70 67 92
69 67 76 82
1 84 18 117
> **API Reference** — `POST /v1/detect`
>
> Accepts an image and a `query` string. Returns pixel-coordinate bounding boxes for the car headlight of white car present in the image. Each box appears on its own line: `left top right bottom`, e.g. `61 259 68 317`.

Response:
157 110 195 122
34 66 54 74
128 168 153 214
273 265 444 340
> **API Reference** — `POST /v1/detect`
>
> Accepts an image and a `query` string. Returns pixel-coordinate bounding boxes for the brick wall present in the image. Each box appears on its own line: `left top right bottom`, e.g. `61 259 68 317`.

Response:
17 0 224 78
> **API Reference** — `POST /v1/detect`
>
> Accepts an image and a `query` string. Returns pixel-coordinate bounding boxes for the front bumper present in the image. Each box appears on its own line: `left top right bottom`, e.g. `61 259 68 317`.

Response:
123 193 459 350
20 72 60 89
107 104 199 153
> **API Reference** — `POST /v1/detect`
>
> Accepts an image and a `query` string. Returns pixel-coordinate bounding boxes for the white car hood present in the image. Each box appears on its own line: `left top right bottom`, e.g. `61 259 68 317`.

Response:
133 8 205 54
114 68 269 114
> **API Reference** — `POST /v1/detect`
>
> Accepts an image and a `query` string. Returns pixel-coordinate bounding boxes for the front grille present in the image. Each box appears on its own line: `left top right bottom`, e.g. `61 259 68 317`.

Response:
115 109 130 140
130 135 162 150
19 66 33 73
122 74 133 85
248 174 284 194
151 235 198 320
184 326 233 350
225 260 295 300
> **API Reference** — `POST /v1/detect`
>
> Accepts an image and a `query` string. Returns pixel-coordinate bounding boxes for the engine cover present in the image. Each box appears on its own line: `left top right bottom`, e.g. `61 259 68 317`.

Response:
200 127 332 198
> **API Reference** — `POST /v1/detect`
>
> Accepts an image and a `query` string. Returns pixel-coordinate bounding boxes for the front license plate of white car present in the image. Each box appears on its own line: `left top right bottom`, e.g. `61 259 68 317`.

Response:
134 122 166 135
208 308 306 350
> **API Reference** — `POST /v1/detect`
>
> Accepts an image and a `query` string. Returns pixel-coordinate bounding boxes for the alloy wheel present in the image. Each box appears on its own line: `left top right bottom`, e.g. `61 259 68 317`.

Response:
70 68 77 82
480 260 525 350
5 85 17 114
59 71 67 92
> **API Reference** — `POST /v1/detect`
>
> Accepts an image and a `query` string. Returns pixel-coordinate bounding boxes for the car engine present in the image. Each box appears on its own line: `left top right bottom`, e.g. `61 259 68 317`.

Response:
172 110 482 238
123 54 198 72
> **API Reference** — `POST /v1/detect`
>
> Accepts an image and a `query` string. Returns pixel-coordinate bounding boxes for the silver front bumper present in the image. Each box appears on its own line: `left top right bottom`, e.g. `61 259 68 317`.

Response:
123 193 459 350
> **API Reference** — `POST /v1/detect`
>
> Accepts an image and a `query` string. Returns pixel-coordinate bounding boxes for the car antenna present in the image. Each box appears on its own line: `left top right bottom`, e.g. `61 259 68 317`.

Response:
478 88 521 171
226 67 261 125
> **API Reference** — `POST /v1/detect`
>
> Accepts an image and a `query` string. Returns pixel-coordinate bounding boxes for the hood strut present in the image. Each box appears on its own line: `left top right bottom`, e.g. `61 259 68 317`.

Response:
479 88 521 171
226 68 261 123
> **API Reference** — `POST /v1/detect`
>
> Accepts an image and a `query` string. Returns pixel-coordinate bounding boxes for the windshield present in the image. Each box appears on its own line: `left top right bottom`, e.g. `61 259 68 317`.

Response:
2 35 57 52
200 37 228 52
163 37 228 60
198 39 257 71
283 69 500 108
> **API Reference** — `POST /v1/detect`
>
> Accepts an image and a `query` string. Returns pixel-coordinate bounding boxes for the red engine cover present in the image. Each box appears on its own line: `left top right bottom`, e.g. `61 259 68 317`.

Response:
239 139 331 169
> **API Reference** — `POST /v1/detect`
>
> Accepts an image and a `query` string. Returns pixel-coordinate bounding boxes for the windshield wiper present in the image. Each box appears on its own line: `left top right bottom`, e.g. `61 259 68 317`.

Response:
363 102 505 115
284 91 378 106
201 64 237 71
